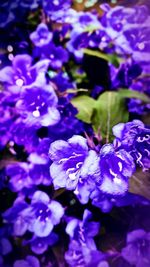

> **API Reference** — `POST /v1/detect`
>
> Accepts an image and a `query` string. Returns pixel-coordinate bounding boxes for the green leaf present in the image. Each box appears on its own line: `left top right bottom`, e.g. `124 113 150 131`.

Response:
66 88 88 93
129 169 150 200
92 91 129 142
83 48 122 68
71 95 96 123
118 89 150 103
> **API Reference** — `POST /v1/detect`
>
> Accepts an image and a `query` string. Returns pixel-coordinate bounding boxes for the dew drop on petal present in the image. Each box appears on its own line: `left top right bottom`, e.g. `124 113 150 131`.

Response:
68 172 77 181
137 42 145 50
16 79 24 87
32 110 40 118
113 177 122 185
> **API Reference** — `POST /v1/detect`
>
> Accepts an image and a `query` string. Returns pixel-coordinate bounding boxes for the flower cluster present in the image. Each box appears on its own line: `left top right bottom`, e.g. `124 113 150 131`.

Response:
0 1 150 266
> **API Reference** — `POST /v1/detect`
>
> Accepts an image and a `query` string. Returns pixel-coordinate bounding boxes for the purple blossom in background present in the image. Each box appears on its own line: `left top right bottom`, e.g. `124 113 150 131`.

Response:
97 144 135 196
128 99 150 115
48 115 84 143
28 138 51 164
0 54 50 89
91 190 149 213
3 197 29 236
65 210 105 267
0 237 12 267
122 229 150 267
0 237 12 257
3 191 64 237
32 41 69 70
71 11 101 31
67 11 101 59
42 0 72 20
13 255 40 267
128 77 150 115
0 54 32 86
124 27 150 53
30 24 69 69
30 23 53 47
113 120 150 170
66 209 100 246
29 164 52 186
10 120 39 153
28 138 53 186
18 0 40 10
0 119 13 150
102 6 134 32
101 4 150 67
6 162 33 192
0 101 16 149
16 82 60 127
65 239 107 267
110 60 142 89
24 232 58 254
0 169 6 190
22 191 64 237
48 70 76 93
5 150 52 191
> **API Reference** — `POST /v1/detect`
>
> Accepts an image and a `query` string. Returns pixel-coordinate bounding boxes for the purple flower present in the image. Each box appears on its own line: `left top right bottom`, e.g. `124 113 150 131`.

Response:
49 135 88 190
0 227 12 266
5 148 51 190
19 0 40 10
0 169 6 189
24 232 58 254
38 43 69 70
66 209 100 246
66 11 101 59
23 191 64 237
128 98 150 115
30 23 53 48
0 3 16 27
0 119 13 150
110 60 142 89
48 70 76 93
91 190 149 213
13 255 40 267
127 5 149 24
65 239 106 267
3 192 64 237
113 120 150 170
29 163 52 186
3 197 29 236
43 0 72 18
0 238 12 256
6 162 33 192
127 77 150 115
100 5 150 67
50 7 77 23
74 11 101 32
28 138 52 186
104 6 135 32
124 27 150 53
47 115 84 144
49 135 100 203
122 229 150 267
28 138 51 163
0 100 16 150
16 82 60 127
0 54 50 87
67 31 89 59
10 120 39 153
97 144 135 196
